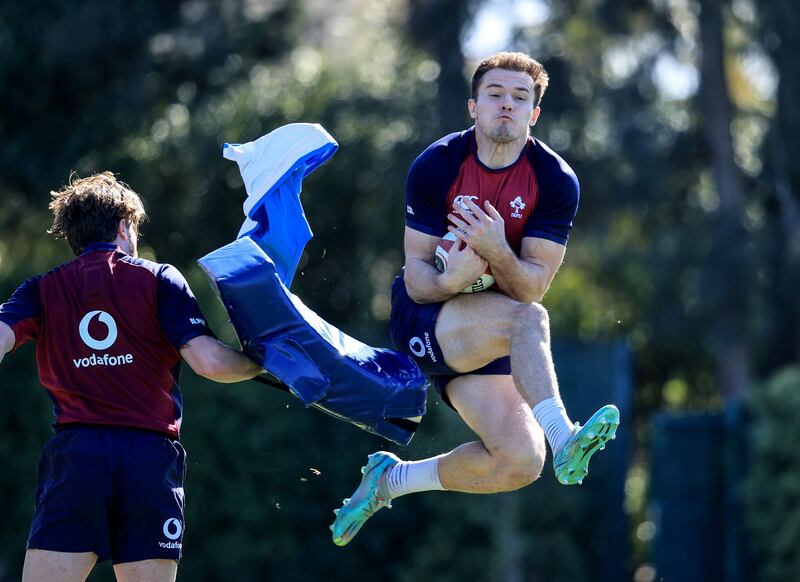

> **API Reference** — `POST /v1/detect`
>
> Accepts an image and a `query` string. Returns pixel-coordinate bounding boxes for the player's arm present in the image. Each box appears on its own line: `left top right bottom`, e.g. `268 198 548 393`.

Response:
491 236 566 303
0 321 14 365
157 264 263 383
491 155 578 303
404 143 490 303
448 197 564 303
0 276 41 365
403 227 487 304
180 335 264 383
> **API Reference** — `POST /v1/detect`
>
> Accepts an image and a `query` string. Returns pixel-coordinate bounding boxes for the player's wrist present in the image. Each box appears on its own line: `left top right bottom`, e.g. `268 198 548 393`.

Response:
484 243 515 269
436 270 465 296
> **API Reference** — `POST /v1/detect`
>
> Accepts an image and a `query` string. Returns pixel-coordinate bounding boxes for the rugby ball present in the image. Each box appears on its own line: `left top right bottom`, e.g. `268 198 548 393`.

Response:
434 231 495 293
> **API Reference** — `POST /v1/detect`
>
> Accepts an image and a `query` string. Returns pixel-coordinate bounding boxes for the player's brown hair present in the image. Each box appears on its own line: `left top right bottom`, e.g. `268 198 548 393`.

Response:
471 52 550 107
48 172 147 255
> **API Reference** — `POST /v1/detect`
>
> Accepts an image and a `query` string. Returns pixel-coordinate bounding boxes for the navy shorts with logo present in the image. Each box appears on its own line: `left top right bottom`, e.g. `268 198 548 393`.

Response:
388 276 511 407
28 425 187 564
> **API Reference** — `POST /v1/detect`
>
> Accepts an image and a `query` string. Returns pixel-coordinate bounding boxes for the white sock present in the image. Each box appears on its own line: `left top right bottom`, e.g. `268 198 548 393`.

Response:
532 397 574 455
384 457 445 499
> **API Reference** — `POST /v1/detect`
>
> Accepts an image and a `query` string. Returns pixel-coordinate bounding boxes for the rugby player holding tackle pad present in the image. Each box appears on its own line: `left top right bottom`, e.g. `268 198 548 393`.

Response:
0 173 262 581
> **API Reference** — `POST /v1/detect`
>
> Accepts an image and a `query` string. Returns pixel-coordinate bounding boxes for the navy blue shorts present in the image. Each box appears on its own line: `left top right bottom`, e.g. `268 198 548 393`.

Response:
388 276 511 407
28 425 187 564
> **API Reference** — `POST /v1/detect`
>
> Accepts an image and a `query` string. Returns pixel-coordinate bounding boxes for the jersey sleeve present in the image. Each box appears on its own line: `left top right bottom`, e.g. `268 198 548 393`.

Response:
157 264 216 349
405 149 450 237
524 165 580 245
0 276 43 351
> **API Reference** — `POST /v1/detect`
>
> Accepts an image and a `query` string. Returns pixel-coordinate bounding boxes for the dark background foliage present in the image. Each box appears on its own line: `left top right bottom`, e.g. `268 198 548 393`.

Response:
1 0 797 580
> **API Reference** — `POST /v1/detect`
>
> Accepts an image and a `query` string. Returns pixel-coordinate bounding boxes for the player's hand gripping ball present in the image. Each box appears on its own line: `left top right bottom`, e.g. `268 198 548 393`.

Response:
434 231 495 293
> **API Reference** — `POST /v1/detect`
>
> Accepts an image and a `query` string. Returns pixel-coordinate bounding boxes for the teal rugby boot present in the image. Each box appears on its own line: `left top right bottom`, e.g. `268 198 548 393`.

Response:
554 404 620 485
331 451 399 546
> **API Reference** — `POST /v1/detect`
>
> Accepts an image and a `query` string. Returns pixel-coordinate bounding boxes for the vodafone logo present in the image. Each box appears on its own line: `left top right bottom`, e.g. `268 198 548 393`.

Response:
78 311 118 350
409 337 425 357
72 310 134 369
409 333 437 363
163 518 183 540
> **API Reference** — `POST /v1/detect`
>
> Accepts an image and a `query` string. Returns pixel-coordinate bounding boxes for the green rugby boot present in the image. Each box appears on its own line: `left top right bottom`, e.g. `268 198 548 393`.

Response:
554 404 620 485
331 451 399 546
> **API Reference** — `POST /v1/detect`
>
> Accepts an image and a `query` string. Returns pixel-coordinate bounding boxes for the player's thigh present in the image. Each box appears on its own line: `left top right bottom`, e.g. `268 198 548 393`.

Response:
22 549 97 582
446 374 545 463
114 559 178 582
435 291 525 372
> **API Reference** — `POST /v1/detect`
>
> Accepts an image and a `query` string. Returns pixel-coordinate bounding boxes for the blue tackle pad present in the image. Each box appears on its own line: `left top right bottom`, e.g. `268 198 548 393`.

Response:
199 237 428 446
201 123 428 445
224 122 340 288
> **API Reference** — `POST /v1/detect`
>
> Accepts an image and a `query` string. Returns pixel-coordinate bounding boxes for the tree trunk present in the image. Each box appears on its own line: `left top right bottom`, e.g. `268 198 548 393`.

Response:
407 0 474 133
492 492 525 582
697 0 750 402
763 0 800 363
697 4 752 580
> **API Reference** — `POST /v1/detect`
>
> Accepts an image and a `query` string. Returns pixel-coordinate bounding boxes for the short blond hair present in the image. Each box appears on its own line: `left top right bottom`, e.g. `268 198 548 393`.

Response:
48 172 146 255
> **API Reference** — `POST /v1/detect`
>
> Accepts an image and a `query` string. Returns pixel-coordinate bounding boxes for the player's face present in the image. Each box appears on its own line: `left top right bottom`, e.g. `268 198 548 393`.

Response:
468 69 540 144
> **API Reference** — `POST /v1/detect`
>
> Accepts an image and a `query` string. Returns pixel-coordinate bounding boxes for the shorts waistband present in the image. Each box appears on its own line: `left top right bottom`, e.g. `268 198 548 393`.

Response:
53 422 177 440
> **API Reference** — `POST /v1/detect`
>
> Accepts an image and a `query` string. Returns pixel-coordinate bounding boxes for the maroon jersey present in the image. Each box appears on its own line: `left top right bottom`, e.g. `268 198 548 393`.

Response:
405 127 579 253
0 243 213 437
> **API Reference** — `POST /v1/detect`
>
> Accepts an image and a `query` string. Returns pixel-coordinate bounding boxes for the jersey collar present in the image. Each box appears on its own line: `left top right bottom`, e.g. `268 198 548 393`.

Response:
468 126 532 172
80 242 120 256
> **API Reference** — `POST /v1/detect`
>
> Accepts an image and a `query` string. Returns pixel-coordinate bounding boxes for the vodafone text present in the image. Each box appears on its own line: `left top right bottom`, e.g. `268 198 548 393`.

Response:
423 332 436 362
73 353 134 368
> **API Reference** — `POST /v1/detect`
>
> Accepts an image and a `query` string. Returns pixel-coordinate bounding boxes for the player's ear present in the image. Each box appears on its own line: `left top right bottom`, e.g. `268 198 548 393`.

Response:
117 219 129 240
529 106 541 127
468 98 477 120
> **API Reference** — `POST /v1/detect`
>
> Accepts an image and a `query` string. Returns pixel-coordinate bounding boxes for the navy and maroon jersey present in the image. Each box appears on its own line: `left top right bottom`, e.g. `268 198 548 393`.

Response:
0 242 214 438
405 127 579 252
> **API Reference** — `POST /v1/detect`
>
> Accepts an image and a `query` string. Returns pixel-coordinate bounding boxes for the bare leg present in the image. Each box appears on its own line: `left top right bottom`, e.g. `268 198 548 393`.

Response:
436 374 545 493
436 294 574 455
508 302 560 406
330 293 616 545
115 559 178 582
330 373 547 545
436 293 561 407
22 550 97 582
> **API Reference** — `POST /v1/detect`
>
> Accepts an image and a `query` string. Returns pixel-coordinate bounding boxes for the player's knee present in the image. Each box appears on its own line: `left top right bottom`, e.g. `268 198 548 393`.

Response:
491 443 545 491
496 460 542 491
512 302 550 339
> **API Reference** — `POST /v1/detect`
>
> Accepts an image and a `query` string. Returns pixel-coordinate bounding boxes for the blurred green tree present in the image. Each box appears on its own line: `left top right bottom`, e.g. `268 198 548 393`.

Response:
743 366 800 582
2 0 798 579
